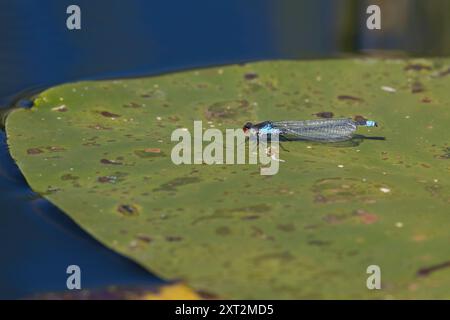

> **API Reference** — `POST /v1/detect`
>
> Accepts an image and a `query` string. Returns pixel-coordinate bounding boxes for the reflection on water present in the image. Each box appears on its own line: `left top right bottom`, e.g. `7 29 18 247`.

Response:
0 0 449 298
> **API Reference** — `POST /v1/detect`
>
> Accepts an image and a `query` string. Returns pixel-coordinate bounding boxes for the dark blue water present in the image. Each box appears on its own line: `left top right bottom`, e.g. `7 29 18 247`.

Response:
1 0 449 299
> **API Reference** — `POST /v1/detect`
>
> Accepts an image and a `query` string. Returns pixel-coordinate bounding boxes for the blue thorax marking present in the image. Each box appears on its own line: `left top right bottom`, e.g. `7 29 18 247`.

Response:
258 123 280 135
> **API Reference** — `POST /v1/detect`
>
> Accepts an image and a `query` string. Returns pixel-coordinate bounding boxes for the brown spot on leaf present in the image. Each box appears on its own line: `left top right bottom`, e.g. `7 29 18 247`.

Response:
421 97 432 103
251 226 274 241
404 64 432 72
61 174 79 181
27 148 43 155
117 204 139 217
97 176 116 183
337 95 364 102
241 215 260 220
168 116 180 122
196 83 209 89
313 112 334 118
100 111 120 118
165 235 183 242
100 158 123 165
244 72 258 80
45 186 60 194
136 234 152 243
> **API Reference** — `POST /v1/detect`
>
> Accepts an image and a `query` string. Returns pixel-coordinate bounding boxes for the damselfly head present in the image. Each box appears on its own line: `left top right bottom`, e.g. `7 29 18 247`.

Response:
242 122 253 133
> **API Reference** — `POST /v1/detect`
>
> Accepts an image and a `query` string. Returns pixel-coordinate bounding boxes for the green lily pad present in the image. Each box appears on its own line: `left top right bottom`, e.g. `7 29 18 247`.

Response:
6 59 450 299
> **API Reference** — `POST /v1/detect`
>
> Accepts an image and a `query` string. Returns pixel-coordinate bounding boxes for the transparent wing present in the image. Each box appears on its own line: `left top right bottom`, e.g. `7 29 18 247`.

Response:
272 118 357 142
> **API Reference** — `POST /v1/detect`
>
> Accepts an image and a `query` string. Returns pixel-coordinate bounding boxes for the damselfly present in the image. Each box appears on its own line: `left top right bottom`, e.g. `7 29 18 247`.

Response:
242 118 378 142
